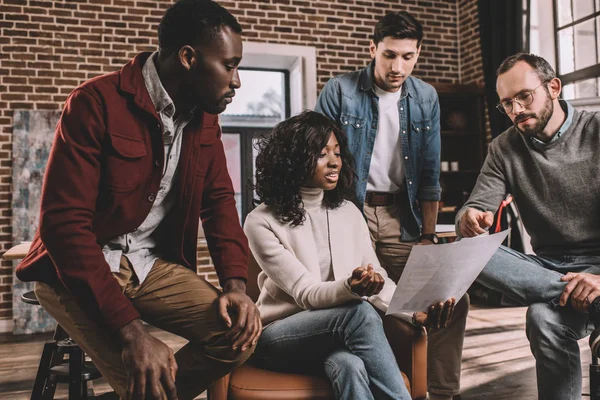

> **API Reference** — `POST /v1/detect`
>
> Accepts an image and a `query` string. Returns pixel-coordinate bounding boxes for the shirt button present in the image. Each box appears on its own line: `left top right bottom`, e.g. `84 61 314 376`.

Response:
416 127 420 131
404 156 408 160
408 181 413 185
400 107 404 111
154 160 160 167
147 194 156 202
402 130 406 134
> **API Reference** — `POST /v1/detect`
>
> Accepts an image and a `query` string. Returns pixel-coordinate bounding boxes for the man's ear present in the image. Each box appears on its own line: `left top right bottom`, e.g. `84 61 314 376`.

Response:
369 40 377 59
548 77 562 100
178 45 196 71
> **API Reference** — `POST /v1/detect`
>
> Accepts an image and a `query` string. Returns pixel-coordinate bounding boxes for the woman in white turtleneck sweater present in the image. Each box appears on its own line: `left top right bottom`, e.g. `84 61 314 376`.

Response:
244 111 455 400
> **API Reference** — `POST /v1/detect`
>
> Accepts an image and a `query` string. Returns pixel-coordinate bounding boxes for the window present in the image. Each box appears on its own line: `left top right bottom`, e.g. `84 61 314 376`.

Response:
554 0 600 99
195 42 316 232
221 69 290 222
221 69 289 127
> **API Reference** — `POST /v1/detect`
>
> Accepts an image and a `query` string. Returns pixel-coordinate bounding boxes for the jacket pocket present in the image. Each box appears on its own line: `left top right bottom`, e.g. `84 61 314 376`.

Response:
340 113 365 152
411 118 433 152
103 132 147 192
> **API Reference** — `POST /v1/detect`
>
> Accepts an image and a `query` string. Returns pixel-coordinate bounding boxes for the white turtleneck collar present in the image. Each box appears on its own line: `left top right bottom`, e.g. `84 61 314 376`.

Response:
299 186 324 208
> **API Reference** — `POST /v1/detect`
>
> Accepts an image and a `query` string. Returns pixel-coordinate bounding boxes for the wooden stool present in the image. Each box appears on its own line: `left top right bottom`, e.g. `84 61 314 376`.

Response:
3 243 102 399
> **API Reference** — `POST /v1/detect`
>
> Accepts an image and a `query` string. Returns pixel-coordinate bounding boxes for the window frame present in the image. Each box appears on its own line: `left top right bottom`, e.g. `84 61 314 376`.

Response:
221 126 273 224
221 67 291 127
553 0 600 87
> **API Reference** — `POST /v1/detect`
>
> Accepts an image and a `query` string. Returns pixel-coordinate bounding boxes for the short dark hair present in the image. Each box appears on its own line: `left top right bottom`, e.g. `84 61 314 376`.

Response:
496 53 556 84
158 0 242 56
373 11 423 47
254 110 356 227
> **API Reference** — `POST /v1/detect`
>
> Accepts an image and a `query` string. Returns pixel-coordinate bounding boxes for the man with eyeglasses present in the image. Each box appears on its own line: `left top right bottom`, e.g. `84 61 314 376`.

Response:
456 52 600 400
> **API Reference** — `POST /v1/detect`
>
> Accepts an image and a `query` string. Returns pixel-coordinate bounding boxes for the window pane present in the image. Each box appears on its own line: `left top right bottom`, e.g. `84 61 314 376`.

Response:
222 70 286 127
562 83 575 99
557 0 573 27
252 137 260 201
597 16 600 63
574 20 597 70
222 133 242 219
575 77 598 98
529 0 540 54
573 0 594 20
530 0 539 25
530 29 540 55
558 27 575 74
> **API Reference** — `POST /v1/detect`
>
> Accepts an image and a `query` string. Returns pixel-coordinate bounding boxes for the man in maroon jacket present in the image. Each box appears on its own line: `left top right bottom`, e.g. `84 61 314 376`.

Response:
16 1 260 398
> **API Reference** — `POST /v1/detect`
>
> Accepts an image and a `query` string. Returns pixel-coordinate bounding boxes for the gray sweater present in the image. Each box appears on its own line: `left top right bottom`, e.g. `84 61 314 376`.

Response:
456 107 600 256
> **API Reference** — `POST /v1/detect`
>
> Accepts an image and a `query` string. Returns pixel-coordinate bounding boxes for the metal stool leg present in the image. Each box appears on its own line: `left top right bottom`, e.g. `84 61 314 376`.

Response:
68 345 85 400
31 342 56 400
42 374 58 400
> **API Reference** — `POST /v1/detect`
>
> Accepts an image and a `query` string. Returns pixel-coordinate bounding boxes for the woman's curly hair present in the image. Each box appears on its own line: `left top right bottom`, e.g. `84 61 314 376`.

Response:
254 110 356 227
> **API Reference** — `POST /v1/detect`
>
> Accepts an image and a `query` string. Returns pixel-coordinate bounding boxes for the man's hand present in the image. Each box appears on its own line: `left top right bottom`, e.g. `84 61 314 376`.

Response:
560 272 600 312
413 298 456 329
347 264 385 297
218 278 262 352
119 319 178 400
459 208 494 237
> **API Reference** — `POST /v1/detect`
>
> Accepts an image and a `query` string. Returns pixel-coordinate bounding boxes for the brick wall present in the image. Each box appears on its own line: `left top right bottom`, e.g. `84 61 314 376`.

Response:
458 0 483 85
0 0 482 326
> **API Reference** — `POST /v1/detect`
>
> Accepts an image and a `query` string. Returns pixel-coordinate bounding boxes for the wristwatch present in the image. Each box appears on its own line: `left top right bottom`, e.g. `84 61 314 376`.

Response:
411 312 420 326
419 233 440 244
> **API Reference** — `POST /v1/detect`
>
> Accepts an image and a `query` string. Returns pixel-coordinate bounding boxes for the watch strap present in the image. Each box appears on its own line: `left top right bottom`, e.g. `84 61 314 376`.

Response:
419 233 439 244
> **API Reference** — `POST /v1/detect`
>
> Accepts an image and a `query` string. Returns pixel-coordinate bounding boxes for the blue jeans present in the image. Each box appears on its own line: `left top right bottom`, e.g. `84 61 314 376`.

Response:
252 301 411 400
478 246 600 400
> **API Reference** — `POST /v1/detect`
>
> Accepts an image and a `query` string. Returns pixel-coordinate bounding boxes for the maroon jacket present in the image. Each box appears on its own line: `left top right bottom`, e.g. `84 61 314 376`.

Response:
16 53 249 332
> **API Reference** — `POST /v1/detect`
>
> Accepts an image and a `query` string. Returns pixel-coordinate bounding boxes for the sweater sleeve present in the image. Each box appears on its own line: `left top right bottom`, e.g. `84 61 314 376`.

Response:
244 211 359 310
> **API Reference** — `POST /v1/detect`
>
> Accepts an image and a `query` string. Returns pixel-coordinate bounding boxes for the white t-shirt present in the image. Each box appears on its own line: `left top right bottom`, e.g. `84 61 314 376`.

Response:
367 84 404 193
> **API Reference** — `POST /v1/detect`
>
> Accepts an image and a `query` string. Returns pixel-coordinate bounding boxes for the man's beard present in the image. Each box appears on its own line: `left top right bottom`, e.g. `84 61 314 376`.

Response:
514 94 553 139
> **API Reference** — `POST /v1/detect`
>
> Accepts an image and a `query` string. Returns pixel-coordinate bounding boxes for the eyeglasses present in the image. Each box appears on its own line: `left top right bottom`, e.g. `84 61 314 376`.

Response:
496 81 549 115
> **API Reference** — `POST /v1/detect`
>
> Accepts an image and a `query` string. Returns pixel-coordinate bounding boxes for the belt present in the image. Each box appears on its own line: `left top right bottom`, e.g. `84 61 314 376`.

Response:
365 191 404 207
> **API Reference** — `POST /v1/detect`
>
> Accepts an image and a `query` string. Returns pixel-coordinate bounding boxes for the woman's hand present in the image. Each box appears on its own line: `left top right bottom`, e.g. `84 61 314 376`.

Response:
413 298 456 329
347 264 384 297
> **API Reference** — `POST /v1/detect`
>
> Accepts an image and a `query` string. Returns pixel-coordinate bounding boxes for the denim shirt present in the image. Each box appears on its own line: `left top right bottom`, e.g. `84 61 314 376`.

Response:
315 62 441 241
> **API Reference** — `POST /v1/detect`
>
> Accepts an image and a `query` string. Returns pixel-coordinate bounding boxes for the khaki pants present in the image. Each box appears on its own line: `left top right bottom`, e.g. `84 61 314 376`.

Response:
35 257 254 400
364 203 468 397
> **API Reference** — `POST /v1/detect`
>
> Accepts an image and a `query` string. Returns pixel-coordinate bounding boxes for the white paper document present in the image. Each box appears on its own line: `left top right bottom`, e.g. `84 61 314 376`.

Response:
386 230 510 317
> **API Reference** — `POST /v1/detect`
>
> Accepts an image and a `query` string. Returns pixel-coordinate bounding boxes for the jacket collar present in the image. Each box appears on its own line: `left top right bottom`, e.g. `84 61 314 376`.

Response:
119 52 160 118
118 52 217 132
359 61 413 99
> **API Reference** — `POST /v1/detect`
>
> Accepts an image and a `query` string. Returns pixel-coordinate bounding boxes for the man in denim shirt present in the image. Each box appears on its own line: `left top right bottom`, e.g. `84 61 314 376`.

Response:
315 11 467 400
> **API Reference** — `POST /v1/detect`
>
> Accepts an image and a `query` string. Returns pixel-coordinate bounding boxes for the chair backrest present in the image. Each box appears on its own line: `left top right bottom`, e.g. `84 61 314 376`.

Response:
246 252 262 303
